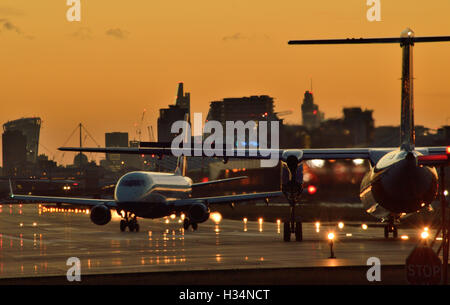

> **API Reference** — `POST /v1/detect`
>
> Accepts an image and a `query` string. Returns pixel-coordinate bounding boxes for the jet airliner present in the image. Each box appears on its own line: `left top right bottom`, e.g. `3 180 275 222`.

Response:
60 28 450 241
9 153 282 232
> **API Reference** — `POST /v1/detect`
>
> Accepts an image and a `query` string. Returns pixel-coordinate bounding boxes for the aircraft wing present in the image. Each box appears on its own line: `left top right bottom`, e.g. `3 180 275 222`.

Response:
60 145 448 166
417 146 450 166
8 178 116 209
168 191 283 209
191 176 248 187
10 194 117 208
59 146 387 164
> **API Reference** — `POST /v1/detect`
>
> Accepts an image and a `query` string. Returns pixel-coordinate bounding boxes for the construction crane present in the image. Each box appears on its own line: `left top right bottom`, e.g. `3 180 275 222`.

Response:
147 125 155 142
275 110 293 117
135 109 147 142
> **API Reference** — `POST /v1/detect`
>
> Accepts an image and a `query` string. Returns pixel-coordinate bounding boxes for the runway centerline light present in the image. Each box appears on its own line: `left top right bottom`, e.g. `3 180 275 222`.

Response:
338 222 344 229
362 224 368 230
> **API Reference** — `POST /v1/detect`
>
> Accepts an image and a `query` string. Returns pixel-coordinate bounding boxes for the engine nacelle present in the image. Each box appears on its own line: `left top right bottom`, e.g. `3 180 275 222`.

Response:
90 205 112 225
188 203 210 223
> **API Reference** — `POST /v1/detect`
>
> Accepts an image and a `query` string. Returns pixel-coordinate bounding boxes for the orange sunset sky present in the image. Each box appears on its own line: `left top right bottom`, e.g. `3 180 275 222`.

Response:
1 0 450 166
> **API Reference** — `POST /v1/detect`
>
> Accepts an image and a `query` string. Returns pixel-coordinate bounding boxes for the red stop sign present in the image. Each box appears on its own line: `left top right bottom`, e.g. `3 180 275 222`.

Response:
406 245 442 284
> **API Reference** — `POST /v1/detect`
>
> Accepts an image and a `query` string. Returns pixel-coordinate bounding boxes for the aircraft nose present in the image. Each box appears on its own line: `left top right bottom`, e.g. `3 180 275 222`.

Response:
116 187 145 203
405 151 418 166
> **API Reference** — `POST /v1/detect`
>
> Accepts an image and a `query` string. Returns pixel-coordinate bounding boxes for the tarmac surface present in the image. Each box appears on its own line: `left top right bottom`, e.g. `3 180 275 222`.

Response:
0 203 445 284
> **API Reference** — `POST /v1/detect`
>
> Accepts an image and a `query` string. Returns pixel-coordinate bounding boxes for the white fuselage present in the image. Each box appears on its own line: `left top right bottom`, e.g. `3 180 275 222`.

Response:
115 171 193 204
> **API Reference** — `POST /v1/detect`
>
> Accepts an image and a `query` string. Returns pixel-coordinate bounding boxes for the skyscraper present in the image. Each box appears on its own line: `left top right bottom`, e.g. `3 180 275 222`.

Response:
2 117 41 176
205 95 281 148
301 91 323 130
157 83 190 143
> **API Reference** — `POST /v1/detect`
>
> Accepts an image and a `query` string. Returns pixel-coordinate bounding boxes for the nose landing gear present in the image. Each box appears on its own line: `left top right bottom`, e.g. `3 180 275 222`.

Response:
119 211 140 232
283 205 303 242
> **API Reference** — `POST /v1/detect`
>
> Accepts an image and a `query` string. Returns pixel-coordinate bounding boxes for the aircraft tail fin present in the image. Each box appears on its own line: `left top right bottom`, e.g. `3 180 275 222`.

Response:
399 28 415 151
288 29 450 152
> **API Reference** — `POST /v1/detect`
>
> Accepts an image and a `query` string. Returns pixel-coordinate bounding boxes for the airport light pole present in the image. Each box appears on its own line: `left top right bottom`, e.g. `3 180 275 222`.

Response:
328 232 336 259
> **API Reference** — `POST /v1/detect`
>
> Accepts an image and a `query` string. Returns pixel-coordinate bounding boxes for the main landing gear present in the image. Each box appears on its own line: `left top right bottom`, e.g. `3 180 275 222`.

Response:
183 218 198 231
119 212 140 232
283 204 302 242
384 221 398 239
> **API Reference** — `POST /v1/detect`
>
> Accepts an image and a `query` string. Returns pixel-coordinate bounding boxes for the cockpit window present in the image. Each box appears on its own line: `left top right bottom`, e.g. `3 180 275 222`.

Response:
121 179 145 187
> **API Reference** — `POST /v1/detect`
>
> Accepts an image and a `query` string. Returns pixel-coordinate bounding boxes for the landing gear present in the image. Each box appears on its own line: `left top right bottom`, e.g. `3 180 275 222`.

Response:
283 205 303 242
183 218 198 231
120 220 127 232
384 222 398 239
119 211 140 232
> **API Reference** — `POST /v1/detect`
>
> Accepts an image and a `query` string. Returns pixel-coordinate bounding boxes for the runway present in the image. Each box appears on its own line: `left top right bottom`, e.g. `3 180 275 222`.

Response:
0 203 442 284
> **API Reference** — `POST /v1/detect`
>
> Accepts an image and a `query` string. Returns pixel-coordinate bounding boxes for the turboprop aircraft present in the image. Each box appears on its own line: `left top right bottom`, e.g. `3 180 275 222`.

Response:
59 29 450 241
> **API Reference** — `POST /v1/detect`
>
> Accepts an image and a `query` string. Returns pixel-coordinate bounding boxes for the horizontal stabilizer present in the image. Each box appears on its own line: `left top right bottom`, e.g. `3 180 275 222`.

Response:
288 36 450 45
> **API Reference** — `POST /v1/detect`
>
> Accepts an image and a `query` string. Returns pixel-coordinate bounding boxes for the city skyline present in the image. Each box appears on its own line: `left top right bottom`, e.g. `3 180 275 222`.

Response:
1 1 450 166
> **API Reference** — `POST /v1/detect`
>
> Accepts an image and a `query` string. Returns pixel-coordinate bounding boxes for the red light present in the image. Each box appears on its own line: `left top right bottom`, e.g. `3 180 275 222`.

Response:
313 110 317 115
73 183 78 186
419 155 447 161
141 154 145 158
201 177 209 183
307 185 317 195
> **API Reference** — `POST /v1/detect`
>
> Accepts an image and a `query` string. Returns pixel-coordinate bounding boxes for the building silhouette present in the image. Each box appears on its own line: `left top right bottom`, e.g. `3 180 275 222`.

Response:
207 95 277 123
2 117 41 176
343 107 374 146
309 107 374 148
301 91 323 130
157 82 190 143
205 95 281 149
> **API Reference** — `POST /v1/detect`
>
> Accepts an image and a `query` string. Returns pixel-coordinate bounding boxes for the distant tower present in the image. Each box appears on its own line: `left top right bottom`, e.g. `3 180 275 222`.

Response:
301 91 323 129
175 82 190 116
157 83 191 143
2 117 41 176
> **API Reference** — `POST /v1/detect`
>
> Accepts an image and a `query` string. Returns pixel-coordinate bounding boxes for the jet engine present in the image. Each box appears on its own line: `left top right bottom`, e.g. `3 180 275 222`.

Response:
90 205 112 225
188 203 210 223
281 154 304 204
